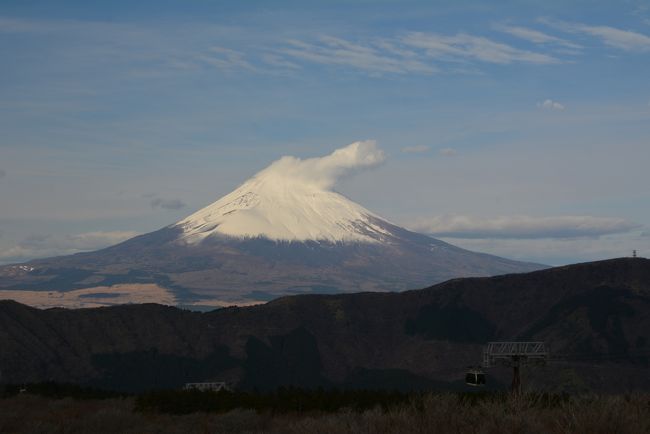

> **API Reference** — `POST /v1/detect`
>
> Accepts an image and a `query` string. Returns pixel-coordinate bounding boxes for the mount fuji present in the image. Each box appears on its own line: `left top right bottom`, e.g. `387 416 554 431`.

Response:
176 141 391 245
0 141 544 308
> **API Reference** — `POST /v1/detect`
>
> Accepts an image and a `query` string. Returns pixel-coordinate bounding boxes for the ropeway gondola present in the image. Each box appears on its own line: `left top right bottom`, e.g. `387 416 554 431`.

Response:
465 367 486 386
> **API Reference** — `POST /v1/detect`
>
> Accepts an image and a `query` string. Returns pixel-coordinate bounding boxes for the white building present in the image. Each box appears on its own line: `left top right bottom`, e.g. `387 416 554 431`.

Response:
183 382 230 392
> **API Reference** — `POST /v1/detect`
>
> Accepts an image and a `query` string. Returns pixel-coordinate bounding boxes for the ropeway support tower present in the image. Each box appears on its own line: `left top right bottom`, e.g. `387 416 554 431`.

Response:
481 342 548 394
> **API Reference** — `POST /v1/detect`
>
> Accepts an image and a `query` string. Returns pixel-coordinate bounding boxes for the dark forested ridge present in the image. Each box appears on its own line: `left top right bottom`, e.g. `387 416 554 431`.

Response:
0 258 648 393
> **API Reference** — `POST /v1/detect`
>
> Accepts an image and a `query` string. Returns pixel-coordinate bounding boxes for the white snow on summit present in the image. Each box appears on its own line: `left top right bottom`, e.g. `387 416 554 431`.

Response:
175 141 394 244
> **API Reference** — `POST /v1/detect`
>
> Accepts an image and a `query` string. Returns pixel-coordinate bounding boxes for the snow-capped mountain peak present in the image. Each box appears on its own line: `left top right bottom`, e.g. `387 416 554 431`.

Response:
175 141 393 244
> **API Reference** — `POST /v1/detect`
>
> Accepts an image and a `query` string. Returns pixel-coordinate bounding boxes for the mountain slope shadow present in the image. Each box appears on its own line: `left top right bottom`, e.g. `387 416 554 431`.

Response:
239 327 330 391
522 285 648 360
405 301 496 343
90 346 237 392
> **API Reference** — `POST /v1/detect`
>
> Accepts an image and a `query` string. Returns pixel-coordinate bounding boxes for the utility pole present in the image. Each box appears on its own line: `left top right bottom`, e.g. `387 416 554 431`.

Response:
511 356 521 395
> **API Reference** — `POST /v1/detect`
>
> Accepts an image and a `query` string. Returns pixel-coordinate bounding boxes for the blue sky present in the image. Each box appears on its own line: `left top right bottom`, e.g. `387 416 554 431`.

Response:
0 0 649 265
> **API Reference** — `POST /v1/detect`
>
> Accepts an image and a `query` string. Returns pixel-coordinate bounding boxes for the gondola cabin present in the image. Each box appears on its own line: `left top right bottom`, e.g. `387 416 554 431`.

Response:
465 368 486 386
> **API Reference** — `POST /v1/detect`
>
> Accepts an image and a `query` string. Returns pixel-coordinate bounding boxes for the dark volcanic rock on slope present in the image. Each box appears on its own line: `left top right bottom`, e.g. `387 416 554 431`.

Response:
0 258 648 393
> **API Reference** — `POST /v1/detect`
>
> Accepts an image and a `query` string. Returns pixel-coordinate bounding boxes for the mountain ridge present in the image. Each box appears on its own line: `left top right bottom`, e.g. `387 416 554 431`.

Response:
0 258 647 393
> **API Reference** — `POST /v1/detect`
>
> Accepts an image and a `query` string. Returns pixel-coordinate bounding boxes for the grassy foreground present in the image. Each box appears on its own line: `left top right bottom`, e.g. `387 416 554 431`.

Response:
1 390 649 434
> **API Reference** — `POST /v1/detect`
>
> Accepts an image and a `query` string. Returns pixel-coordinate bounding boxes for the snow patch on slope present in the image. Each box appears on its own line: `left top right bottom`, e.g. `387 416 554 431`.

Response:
175 141 393 244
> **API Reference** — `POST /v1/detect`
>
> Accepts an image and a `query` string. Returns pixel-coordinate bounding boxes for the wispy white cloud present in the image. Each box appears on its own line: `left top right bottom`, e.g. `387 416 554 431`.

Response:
633 4 650 26
65 231 140 248
150 197 186 210
374 39 421 59
0 16 114 34
0 16 261 77
401 32 561 64
279 31 563 75
196 47 258 72
0 15 571 77
261 53 301 70
401 145 430 153
144 193 186 210
439 147 458 156
0 230 140 263
408 215 641 239
438 234 647 266
540 18 650 52
537 99 565 110
494 24 581 50
281 36 437 74
576 25 650 51
0 16 40 33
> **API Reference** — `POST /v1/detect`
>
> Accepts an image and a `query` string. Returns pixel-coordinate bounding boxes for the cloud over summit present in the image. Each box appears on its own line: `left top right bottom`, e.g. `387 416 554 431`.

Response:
256 140 385 190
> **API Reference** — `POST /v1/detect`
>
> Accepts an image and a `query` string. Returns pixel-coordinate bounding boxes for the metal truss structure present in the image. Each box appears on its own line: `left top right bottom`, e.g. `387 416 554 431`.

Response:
482 342 548 368
481 341 548 394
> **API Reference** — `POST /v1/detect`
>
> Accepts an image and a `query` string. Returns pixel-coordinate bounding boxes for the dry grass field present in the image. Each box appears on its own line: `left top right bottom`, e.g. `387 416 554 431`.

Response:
0 392 648 434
